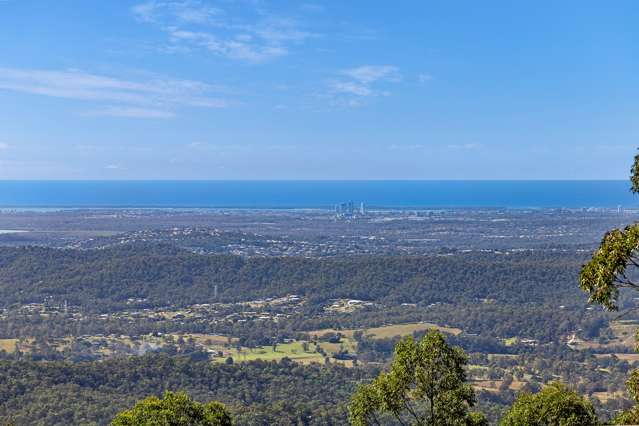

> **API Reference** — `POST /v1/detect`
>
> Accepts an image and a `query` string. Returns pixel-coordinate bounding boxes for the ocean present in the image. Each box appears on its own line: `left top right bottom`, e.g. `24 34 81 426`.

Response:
0 180 635 209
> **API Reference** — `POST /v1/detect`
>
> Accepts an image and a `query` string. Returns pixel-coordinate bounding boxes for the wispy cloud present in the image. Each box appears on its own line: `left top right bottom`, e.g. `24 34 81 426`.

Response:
0 143 8 151
0 67 230 118
340 65 401 84
330 81 372 97
166 28 289 62
133 1 317 63
132 2 159 23
84 107 176 119
418 73 433 83
448 143 483 150
327 65 401 106
187 141 297 153
386 143 483 152
133 0 221 24
300 3 324 13
388 144 425 151
105 164 127 170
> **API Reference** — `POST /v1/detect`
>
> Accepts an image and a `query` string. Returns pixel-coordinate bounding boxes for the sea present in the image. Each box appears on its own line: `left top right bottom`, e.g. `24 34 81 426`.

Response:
0 180 636 210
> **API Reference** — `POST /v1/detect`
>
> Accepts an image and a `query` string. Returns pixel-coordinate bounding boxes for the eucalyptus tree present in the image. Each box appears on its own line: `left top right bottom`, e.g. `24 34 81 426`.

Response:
580 151 639 423
111 391 232 426
500 382 599 426
580 152 639 310
349 330 486 425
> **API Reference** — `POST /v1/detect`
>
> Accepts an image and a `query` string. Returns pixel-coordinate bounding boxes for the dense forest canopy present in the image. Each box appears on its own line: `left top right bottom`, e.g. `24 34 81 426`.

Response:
0 355 366 425
0 245 589 311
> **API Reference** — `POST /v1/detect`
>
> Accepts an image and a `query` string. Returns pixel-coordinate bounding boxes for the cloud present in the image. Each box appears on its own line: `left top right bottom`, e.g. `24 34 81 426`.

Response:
166 28 288 62
133 0 220 24
300 3 324 13
330 81 372 97
187 142 248 152
388 144 425 151
448 143 483 150
85 107 176 119
327 65 401 106
0 67 230 118
251 17 315 44
186 142 296 154
0 143 8 150
133 1 317 63
418 73 433 83
105 164 125 170
340 65 401 84
132 2 159 22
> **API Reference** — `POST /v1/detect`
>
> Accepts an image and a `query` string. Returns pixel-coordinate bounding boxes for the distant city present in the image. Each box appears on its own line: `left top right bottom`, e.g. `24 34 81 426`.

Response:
334 201 366 218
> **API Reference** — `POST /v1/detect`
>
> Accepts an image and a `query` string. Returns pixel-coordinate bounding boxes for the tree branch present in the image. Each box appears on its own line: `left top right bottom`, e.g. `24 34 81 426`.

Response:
402 399 422 424
391 411 408 426
612 306 639 321
369 411 382 426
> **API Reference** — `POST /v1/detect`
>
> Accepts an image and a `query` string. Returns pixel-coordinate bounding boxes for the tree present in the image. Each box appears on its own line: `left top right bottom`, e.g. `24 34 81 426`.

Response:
348 329 485 425
500 382 599 426
579 151 639 311
580 151 639 422
111 391 232 426
611 365 639 424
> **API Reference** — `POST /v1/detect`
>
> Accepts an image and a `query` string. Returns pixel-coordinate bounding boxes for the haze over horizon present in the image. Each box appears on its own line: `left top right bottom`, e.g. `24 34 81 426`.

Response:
1 1 637 180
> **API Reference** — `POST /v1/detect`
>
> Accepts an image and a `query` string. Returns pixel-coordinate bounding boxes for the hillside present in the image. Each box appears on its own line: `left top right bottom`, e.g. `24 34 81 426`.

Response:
0 245 589 311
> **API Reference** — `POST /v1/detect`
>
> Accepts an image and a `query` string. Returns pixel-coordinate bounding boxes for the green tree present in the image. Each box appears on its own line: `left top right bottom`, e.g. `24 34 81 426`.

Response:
111 391 232 426
500 382 599 426
349 329 485 425
612 366 639 424
580 151 639 311
580 152 639 422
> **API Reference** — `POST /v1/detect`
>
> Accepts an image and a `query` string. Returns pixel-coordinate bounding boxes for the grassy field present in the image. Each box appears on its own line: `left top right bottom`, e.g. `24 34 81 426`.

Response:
502 337 518 346
0 338 18 353
592 390 625 403
487 354 519 360
176 333 236 345
0 332 356 366
595 353 639 363
609 321 637 346
210 339 356 366
471 379 526 393
0 322 458 365
570 321 637 351
309 321 462 340
613 353 639 362
220 342 323 363
366 322 462 338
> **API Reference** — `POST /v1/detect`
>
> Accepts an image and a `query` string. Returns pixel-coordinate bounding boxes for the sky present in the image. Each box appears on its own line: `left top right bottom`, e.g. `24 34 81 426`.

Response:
0 0 637 180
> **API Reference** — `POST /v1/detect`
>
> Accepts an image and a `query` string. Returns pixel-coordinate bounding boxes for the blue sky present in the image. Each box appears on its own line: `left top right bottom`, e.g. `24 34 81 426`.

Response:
0 1 637 179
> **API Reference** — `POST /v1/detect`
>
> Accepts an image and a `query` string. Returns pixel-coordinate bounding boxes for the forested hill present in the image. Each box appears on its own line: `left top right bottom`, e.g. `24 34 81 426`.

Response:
0 245 589 311
0 355 365 425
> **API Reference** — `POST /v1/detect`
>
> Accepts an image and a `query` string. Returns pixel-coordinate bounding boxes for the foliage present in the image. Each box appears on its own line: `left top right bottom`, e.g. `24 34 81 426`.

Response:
631 150 639 194
0 355 365 425
0 246 588 312
348 330 485 425
614 406 639 425
579 224 639 310
580 151 639 311
580 151 639 422
111 391 232 426
613 367 639 424
499 382 599 426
